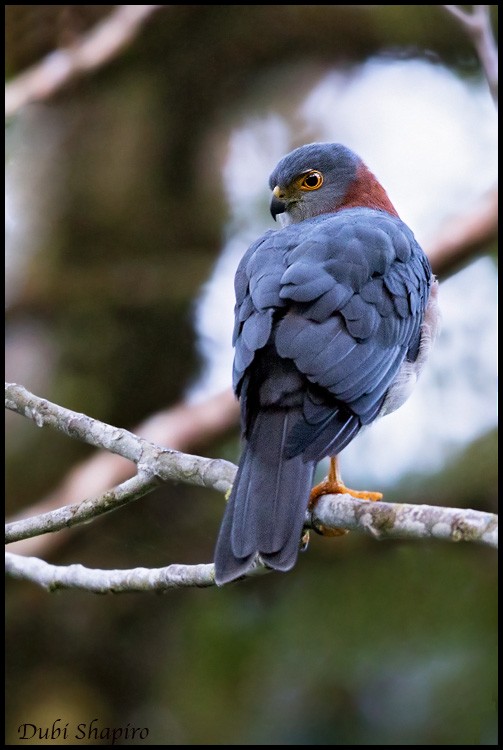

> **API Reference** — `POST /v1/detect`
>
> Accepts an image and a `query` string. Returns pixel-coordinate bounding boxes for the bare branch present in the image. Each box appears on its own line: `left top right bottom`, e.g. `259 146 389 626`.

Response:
6 381 156 464
309 494 498 550
444 4 483 26
6 173 497 557
6 177 496 551
443 5 498 104
428 187 498 279
5 473 160 544
5 388 239 558
5 382 236 498
5 381 498 595
5 487 497 593
4 552 271 592
5 552 217 592
5 5 163 118
5 382 236 546
5 381 498 582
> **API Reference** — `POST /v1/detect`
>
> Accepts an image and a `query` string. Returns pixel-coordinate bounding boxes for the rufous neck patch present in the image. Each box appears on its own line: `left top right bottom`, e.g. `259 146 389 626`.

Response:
340 163 399 217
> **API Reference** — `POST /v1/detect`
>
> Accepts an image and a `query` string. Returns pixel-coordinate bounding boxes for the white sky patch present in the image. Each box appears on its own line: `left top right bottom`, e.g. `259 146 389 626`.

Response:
300 59 498 242
188 58 497 483
222 116 291 219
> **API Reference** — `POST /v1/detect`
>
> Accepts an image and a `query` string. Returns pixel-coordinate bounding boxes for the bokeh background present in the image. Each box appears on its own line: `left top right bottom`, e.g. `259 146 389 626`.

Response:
5 5 497 745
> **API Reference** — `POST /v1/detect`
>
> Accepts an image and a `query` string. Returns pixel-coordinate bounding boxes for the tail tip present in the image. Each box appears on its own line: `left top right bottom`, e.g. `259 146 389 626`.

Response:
214 553 257 587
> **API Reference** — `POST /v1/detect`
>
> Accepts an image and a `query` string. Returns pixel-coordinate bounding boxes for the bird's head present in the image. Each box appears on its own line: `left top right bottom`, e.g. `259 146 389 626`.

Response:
269 142 398 226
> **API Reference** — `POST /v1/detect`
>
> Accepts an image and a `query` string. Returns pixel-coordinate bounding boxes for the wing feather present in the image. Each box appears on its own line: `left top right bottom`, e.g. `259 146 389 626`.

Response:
231 208 433 457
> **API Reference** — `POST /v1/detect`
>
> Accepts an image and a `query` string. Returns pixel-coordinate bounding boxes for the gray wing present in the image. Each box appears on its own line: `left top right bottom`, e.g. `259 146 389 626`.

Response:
232 209 433 461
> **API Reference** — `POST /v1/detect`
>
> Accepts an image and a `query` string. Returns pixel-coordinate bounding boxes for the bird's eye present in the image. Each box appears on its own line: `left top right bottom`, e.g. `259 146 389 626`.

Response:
299 170 323 191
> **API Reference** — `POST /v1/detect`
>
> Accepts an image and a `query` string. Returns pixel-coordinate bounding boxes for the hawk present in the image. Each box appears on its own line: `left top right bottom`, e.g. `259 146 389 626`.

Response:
214 142 439 585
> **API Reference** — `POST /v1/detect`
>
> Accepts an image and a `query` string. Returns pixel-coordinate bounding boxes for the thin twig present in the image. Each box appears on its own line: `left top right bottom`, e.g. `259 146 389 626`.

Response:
5 473 161 544
443 5 498 104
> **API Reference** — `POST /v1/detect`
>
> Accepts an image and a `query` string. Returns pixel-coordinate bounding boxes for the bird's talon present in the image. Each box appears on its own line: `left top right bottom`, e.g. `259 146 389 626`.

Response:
300 529 310 552
308 457 383 537
312 520 349 537
348 489 383 502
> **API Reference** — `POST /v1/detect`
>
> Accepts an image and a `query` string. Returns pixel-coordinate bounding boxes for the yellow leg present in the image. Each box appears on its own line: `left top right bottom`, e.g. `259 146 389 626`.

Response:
308 456 382 536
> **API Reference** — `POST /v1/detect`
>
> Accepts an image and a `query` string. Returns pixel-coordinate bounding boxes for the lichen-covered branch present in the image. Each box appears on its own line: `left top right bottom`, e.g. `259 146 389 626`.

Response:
5 473 161 544
5 382 236 545
5 382 236 497
5 388 239 559
5 552 269 592
5 487 498 593
5 552 217 592
5 383 497 593
309 494 498 549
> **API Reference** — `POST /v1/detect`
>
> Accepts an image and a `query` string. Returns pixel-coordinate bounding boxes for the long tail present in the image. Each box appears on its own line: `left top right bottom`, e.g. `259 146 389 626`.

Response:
214 410 316 586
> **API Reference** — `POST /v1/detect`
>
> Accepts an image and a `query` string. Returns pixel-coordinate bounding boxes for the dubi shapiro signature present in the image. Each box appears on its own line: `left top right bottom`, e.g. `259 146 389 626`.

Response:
17 718 149 744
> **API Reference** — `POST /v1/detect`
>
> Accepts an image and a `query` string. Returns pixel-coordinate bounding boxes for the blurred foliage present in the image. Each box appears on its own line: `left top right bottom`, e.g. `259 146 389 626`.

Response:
5 5 497 746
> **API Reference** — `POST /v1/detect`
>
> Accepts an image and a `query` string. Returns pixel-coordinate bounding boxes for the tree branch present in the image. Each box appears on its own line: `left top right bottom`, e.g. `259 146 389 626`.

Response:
5 382 236 546
428 187 497 279
443 5 498 104
5 382 498 592
310 494 498 549
5 7 498 593
5 387 239 558
5 489 497 593
5 382 236 500
5 552 217 592
5 182 496 559
5 5 163 118
5 473 161 544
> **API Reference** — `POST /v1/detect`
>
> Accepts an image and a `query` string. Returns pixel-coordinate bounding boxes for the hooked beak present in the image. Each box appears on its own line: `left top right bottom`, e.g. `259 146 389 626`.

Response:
270 186 286 221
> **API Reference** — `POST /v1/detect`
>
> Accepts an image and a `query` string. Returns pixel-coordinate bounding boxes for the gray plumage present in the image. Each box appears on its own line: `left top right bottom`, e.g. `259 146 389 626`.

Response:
214 142 439 585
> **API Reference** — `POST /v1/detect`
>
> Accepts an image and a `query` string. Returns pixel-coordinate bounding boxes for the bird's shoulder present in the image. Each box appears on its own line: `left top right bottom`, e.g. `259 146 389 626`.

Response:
232 209 433 411
284 208 425 277
236 208 430 316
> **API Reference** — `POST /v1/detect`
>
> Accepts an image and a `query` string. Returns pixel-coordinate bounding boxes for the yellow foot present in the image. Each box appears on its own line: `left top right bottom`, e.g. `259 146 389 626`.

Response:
309 478 382 504
308 457 382 536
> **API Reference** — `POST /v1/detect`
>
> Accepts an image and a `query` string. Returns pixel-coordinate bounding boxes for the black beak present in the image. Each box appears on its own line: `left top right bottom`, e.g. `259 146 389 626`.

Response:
270 194 286 221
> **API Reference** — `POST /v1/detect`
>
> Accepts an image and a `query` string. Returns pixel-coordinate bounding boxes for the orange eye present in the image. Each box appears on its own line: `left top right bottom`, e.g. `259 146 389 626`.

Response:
299 170 323 191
